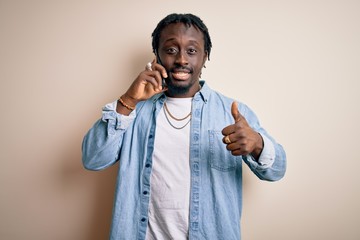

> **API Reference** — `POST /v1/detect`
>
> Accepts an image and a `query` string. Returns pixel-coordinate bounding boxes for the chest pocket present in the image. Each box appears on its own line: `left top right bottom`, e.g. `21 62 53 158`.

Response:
208 130 239 171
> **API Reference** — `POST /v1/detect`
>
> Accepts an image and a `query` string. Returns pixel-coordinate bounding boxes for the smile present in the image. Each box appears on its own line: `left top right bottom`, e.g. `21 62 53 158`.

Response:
171 72 190 80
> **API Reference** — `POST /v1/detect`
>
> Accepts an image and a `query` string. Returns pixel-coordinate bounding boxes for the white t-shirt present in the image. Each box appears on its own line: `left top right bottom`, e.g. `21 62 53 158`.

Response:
146 97 192 240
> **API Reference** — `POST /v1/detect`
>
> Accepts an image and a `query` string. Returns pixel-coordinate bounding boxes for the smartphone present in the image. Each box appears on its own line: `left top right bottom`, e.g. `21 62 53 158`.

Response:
155 51 167 89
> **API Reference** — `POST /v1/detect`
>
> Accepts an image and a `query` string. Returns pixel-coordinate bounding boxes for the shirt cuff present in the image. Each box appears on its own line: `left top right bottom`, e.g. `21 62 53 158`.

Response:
101 100 136 130
257 133 275 168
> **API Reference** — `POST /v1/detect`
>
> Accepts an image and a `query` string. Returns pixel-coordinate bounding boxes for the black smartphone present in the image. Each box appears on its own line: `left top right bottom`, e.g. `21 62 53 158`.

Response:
156 51 167 89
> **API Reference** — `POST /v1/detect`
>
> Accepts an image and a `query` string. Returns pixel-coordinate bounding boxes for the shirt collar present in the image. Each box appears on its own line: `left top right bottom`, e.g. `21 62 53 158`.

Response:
197 80 210 103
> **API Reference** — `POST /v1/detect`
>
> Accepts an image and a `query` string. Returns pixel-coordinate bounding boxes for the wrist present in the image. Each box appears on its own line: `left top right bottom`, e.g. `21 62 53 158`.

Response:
116 94 138 114
122 93 140 107
251 133 264 160
118 97 135 111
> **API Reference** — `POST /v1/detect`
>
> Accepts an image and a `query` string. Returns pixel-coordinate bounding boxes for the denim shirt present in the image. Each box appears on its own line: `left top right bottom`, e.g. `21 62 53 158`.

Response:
82 81 286 240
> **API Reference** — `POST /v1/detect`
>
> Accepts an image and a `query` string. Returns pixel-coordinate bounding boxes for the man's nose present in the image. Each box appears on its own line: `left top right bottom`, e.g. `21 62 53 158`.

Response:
175 51 188 65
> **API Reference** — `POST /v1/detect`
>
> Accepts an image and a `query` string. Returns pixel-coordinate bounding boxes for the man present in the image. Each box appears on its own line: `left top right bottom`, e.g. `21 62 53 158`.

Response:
82 13 286 240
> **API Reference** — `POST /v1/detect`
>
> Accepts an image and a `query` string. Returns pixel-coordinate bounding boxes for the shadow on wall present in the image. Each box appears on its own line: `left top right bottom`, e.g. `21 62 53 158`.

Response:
84 169 118 240
59 124 118 240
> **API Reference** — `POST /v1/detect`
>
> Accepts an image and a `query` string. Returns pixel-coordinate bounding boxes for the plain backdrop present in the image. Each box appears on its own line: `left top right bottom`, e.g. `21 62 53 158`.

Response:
1 0 359 239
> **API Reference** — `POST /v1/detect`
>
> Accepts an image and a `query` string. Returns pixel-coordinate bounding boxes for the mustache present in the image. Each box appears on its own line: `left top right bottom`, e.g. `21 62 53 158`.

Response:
170 65 193 73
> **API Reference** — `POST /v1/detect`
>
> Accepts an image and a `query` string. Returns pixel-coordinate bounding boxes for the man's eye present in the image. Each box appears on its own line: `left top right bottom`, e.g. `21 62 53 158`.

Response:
188 49 197 54
166 48 178 54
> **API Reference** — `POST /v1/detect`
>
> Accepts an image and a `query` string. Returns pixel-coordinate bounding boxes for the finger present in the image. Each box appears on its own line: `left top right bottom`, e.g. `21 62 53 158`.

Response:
144 71 162 90
222 102 243 136
143 72 168 93
222 120 240 135
153 57 168 78
227 143 250 156
152 64 168 79
231 101 242 123
222 134 233 144
231 149 243 156
151 70 164 91
141 72 158 89
224 140 245 155
222 125 233 136
225 141 240 151
145 59 154 71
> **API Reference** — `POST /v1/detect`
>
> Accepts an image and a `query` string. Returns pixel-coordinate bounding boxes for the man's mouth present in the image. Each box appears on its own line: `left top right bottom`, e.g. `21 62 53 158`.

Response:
171 72 190 80
171 68 192 81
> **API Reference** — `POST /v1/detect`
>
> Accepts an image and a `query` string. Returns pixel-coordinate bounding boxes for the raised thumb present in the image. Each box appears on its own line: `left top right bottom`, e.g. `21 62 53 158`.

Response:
231 101 241 123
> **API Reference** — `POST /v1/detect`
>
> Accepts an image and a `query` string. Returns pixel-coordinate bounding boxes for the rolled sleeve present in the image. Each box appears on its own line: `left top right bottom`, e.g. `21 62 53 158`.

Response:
257 133 275 168
102 100 136 131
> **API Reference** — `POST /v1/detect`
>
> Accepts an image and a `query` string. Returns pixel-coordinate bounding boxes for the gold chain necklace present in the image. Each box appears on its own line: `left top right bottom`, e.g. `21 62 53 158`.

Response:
163 102 191 121
163 101 192 130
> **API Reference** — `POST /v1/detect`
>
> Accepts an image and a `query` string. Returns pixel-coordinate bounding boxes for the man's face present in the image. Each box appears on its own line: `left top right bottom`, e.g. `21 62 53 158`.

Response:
157 23 207 97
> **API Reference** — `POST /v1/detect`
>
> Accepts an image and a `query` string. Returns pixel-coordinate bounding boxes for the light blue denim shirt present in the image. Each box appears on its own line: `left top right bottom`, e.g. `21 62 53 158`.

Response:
82 81 286 240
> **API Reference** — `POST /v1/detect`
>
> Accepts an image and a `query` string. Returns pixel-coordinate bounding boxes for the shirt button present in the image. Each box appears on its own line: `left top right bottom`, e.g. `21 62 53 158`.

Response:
143 191 148 195
195 109 201 117
193 163 199 171
193 135 199 141
145 163 151 168
149 134 153 139
141 218 146 222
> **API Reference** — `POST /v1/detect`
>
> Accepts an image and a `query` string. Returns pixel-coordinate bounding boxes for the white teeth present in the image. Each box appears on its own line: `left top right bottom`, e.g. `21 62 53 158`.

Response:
173 72 189 77
172 71 190 80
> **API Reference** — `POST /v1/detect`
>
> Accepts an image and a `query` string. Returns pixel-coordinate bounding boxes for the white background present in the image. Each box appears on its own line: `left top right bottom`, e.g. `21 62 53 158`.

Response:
1 0 359 239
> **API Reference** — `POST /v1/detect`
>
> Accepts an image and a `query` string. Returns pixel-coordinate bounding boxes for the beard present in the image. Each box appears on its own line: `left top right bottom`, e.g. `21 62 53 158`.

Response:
165 78 194 95
164 66 199 96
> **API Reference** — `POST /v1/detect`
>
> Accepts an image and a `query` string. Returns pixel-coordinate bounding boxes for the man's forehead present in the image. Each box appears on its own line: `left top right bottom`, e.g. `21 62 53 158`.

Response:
159 23 204 42
161 22 201 32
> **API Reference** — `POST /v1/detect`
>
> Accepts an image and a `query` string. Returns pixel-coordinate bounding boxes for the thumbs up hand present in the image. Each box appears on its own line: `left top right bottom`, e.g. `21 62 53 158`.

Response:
222 101 264 159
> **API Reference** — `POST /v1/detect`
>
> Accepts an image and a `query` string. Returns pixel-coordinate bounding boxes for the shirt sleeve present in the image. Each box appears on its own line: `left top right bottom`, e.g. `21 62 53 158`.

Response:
82 100 136 171
102 100 136 131
239 102 286 181
257 133 275 168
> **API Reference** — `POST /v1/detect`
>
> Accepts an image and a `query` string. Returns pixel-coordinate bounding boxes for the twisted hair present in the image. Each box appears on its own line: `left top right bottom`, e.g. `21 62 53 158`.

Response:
151 13 212 60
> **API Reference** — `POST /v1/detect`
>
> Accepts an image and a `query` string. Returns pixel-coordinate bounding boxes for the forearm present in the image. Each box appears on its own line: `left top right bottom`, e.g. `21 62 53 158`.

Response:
82 119 124 170
82 100 136 170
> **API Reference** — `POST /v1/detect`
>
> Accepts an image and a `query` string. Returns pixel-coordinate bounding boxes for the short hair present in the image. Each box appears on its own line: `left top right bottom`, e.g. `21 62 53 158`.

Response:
151 13 212 60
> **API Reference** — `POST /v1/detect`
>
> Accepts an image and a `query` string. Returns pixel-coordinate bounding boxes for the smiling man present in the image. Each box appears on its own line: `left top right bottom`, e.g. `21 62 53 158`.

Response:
82 13 286 240
155 21 206 97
